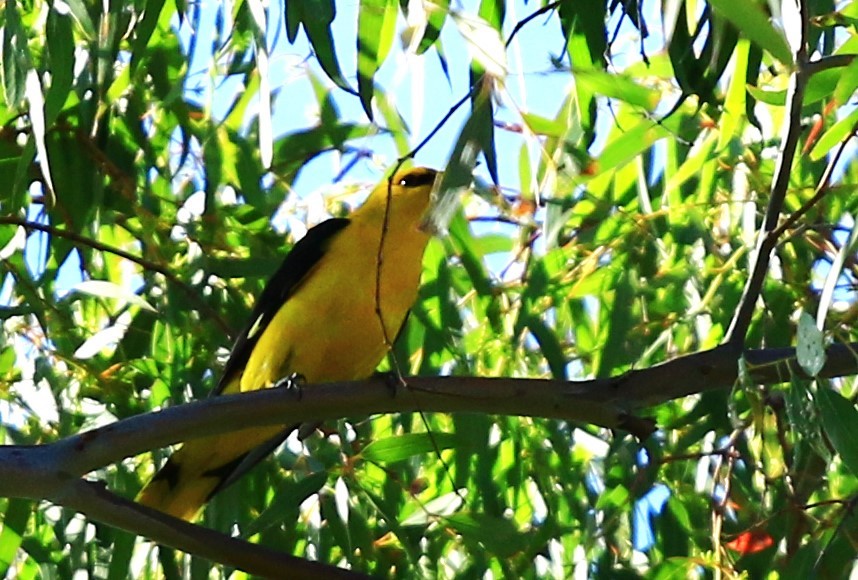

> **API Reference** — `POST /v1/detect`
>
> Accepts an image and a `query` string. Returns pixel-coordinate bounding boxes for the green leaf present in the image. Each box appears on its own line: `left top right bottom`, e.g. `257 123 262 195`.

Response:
62 0 97 40
597 118 671 174
361 432 459 463
596 267 636 376
0 499 31 574
521 112 566 138
718 39 750 150
296 0 354 94
25 72 56 205
401 490 463 525
575 70 660 110
106 533 135 580
320 491 352 555
816 388 858 476
595 484 629 509
0 345 15 375
470 75 498 183
416 0 450 54
284 0 301 42
558 0 607 71
357 0 398 119
749 68 844 108
477 0 504 30
271 123 379 179
129 0 170 72
424 97 492 234
796 312 826 377
1 0 30 107
809 106 858 161
833 55 858 106
745 84 784 105
445 512 526 558
72 281 156 312
242 472 328 538
374 85 410 156
452 11 507 80
665 133 717 193
708 0 793 66
44 10 75 124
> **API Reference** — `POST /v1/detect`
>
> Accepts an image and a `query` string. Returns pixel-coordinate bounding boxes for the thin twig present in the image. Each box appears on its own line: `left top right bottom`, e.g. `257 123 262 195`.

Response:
397 1 562 167
771 126 858 240
804 54 856 76
0 216 231 335
401 90 475 164
372 2 569 512
505 0 562 49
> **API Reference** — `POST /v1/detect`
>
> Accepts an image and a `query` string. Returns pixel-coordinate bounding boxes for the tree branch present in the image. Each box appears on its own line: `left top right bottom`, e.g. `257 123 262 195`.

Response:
772 126 858 241
724 0 810 347
804 54 856 76
17 341 856 481
1 339 857 572
57 480 365 580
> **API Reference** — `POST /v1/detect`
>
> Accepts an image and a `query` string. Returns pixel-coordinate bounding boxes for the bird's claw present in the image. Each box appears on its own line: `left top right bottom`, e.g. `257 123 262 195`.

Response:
273 372 306 400
373 371 403 398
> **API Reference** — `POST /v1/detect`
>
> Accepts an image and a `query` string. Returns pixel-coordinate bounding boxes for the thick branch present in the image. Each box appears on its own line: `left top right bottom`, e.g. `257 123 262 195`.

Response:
28 341 858 480
0 340 855 574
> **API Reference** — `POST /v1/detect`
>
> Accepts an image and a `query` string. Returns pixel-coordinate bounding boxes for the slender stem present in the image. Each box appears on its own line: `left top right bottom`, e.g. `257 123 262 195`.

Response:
804 54 855 76
724 0 810 347
771 127 858 240
0 216 231 335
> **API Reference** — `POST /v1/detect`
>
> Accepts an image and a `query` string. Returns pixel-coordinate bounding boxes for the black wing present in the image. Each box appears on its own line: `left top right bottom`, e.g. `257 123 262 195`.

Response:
214 217 351 395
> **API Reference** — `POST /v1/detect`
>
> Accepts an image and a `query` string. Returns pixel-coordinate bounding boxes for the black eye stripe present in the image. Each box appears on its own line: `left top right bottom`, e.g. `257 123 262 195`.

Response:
398 170 437 188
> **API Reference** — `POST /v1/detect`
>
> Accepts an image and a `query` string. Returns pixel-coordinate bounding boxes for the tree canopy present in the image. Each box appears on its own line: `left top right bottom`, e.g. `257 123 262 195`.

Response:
1 0 858 577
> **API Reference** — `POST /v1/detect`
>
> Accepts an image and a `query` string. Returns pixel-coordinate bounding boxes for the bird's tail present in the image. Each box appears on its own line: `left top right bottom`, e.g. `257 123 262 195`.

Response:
137 441 236 521
137 425 294 521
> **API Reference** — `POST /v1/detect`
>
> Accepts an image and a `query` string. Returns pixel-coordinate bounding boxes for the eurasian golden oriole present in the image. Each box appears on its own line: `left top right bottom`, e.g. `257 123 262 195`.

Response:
137 166 438 521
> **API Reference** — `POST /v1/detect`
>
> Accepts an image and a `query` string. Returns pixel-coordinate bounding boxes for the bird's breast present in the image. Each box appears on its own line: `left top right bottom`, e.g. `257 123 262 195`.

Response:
239 221 429 390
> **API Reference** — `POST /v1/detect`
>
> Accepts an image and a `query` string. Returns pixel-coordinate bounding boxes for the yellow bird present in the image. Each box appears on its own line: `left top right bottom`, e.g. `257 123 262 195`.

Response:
138 166 438 521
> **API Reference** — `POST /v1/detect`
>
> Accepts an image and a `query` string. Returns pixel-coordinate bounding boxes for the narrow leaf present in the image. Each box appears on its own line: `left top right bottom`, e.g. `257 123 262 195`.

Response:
809 106 858 161
816 388 858 476
73 280 156 312
299 0 355 93
362 432 459 463
357 0 398 119
708 0 793 65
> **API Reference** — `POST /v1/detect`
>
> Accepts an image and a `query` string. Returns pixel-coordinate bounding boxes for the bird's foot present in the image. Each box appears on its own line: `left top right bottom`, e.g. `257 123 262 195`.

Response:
272 372 306 400
373 371 404 398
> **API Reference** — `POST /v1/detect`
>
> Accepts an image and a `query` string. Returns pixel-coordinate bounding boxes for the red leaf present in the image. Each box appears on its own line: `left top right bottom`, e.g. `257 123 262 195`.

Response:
726 530 774 555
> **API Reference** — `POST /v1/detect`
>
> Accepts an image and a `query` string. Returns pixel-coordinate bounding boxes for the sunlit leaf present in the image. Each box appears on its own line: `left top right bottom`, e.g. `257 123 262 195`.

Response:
73 281 156 313
361 432 459 463
796 312 826 377
708 0 793 65
357 0 398 119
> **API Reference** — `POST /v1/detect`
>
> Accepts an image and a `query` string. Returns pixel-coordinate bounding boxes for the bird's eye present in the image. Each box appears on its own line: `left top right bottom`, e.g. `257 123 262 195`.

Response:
398 169 437 188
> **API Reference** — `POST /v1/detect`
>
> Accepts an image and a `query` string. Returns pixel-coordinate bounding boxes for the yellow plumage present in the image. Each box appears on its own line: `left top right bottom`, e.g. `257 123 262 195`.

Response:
137 167 438 521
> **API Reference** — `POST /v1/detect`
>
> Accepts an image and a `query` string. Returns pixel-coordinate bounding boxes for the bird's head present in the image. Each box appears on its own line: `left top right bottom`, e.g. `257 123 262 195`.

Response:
358 167 439 229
